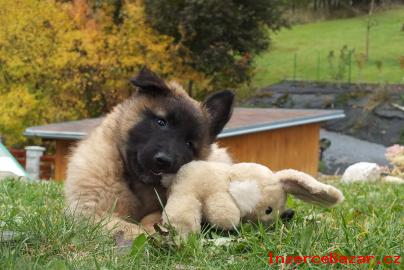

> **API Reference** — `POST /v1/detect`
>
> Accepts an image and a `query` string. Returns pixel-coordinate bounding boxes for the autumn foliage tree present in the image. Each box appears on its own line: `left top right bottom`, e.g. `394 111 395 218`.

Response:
0 0 203 146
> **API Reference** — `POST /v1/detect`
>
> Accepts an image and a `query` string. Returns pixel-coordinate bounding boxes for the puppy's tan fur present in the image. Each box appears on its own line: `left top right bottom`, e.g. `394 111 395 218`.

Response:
65 81 232 238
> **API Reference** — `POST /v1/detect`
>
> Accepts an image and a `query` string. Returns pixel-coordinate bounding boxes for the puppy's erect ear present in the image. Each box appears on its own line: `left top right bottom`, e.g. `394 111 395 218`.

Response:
130 68 171 96
276 169 344 207
203 90 234 140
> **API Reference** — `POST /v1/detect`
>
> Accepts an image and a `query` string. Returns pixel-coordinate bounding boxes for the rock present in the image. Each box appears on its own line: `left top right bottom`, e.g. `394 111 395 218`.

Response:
290 94 335 109
0 231 20 242
374 103 404 120
341 162 382 183
382 175 404 184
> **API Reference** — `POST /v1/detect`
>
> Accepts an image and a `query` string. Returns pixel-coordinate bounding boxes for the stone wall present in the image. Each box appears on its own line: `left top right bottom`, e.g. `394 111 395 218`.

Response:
246 81 404 146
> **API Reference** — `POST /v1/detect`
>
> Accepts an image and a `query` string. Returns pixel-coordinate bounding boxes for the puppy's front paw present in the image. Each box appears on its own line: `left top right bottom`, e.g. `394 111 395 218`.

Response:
140 211 162 234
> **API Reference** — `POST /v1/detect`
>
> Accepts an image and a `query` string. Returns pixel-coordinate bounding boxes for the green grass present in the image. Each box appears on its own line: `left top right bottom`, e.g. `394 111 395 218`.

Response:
0 178 403 269
253 8 404 88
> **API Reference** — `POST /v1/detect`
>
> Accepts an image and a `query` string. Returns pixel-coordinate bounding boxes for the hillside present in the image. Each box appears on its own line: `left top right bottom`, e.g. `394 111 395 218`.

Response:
253 8 404 88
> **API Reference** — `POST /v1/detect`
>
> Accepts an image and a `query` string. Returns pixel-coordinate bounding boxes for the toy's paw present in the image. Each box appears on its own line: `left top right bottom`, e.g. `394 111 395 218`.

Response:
162 216 201 238
162 195 202 238
203 193 241 230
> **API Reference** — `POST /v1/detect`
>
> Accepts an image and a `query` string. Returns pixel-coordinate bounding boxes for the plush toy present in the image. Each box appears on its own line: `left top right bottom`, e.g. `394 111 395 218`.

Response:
162 161 344 236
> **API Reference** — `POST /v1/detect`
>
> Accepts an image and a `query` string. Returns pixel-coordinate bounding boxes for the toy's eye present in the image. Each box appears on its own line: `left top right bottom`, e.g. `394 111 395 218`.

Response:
156 118 167 127
265 207 273 215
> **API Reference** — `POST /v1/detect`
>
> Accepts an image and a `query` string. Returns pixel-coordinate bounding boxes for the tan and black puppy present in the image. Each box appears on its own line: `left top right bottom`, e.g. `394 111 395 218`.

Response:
65 68 234 238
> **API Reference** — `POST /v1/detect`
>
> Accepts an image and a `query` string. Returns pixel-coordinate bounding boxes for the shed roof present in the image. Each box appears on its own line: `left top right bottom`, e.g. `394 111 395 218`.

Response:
24 108 345 140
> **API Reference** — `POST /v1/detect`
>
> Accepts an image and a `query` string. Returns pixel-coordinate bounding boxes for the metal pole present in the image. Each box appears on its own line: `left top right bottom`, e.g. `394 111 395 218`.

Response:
317 52 320 81
348 50 352 83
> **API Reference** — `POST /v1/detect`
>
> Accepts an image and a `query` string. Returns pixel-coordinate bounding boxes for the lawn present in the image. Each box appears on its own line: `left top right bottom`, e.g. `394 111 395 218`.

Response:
0 178 402 269
253 8 404 88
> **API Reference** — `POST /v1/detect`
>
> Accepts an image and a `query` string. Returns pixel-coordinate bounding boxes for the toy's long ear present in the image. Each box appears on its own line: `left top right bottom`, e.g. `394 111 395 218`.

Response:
276 169 344 206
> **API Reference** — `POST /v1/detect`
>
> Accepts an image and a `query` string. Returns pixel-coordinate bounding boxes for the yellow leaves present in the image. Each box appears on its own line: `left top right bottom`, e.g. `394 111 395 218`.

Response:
0 0 207 146
0 86 39 145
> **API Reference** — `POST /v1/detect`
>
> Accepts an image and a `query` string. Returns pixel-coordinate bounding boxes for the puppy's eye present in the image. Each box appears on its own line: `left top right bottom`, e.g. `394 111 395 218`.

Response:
185 141 193 149
265 207 273 215
156 118 167 127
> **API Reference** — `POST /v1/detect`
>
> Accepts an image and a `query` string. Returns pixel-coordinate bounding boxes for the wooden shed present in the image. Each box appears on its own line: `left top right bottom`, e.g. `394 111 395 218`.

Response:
24 108 344 181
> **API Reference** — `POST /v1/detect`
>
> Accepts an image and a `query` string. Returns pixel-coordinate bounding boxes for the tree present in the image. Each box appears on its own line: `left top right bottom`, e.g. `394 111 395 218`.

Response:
0 0 203 146
143 0 288 90
365 0 377 61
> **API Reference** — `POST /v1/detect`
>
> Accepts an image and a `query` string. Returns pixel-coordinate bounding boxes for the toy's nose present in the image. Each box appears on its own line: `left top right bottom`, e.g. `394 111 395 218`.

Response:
280 209 295 222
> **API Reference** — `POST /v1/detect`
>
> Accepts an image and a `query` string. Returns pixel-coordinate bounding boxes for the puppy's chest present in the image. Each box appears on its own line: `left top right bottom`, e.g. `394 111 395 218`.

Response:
130 181 167 219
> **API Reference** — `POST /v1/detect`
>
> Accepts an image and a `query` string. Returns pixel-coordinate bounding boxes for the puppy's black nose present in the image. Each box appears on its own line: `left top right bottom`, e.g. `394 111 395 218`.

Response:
280 209 295 222
153 152 172 169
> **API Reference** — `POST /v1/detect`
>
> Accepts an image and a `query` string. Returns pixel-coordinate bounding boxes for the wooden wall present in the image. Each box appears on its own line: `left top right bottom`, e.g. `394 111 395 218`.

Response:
218 123 320 176
53 123 320 181
55 140 75 182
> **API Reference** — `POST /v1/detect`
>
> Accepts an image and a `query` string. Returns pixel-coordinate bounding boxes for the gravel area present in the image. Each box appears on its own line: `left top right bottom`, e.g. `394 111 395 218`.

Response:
320 129 388 174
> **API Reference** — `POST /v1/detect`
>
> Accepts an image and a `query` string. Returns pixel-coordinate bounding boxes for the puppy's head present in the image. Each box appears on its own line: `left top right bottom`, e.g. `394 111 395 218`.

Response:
124 68 234 185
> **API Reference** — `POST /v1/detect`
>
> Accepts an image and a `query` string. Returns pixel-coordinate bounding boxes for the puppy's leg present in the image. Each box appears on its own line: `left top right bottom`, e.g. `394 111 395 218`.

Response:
203 192 241 230
162 195 202 236
100 215 150 238
140 211 162 232
67 182 151 239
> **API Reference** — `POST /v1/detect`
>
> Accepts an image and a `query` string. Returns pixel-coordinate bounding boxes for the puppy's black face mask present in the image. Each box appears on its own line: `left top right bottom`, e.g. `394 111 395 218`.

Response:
124 68 235 186
125 101 207 185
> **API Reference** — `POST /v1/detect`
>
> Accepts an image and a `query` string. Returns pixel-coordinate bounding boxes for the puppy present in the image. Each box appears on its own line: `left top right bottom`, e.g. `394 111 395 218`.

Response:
65 68 234 238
